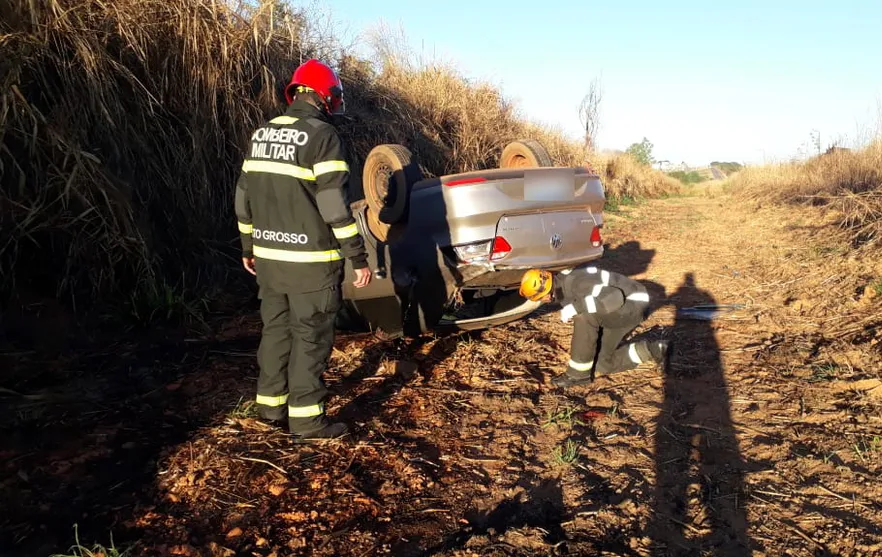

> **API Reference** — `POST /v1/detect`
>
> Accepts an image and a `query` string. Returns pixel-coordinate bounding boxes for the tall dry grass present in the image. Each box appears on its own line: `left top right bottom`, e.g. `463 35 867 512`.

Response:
1 0 302 319
728 140 882 249
0 0 678 324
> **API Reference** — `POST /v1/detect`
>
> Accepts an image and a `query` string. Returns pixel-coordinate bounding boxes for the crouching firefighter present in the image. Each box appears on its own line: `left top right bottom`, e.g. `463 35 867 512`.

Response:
234 59 372 439
519 266 672 388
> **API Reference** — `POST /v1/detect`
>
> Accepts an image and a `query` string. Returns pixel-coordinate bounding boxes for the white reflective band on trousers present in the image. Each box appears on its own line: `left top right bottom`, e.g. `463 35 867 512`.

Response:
626 292 650 302
628 343 643 364
288 403 324 418
568 359 593 372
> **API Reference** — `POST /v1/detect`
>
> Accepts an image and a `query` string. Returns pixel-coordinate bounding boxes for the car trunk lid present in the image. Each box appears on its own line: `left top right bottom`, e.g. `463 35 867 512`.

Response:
492 209 603 268
417 166 605 247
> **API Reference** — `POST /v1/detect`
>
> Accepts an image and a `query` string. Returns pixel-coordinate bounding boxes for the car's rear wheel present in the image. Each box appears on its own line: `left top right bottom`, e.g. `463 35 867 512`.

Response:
362 144 423 239
364 204 407 243
499 139 554 168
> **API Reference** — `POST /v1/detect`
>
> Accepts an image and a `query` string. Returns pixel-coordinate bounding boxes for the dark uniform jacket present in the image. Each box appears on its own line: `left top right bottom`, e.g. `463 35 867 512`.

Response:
554 265 650 373
234 100 367 294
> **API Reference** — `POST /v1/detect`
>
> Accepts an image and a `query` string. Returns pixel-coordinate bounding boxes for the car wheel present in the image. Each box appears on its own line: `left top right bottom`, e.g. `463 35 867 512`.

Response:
362 144 423 227
364 205 407 243
499 139 554 168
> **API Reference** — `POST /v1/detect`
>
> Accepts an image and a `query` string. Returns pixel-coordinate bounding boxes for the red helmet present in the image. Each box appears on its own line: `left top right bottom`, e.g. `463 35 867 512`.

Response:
284 59 344 114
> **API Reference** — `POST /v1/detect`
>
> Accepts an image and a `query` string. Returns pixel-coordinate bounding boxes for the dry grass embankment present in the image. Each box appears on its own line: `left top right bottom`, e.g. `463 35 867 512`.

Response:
727 140 882 250
594 152 682 200
0 0 678 330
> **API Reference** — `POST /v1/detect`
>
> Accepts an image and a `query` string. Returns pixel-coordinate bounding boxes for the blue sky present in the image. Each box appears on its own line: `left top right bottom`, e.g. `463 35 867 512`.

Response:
308 0 882 167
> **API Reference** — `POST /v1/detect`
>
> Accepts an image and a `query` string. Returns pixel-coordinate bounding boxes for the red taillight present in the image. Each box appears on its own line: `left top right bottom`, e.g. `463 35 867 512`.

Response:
490 236 512 261
445 177 487 187
590 226 602 248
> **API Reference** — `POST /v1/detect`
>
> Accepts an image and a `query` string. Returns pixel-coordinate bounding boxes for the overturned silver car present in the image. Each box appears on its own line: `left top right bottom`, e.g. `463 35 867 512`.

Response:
338 140 606 338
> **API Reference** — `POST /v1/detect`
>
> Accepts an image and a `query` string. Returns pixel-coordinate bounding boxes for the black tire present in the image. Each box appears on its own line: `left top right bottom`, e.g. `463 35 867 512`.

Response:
364 205 407 243
362 144 423 228
499 139 554 168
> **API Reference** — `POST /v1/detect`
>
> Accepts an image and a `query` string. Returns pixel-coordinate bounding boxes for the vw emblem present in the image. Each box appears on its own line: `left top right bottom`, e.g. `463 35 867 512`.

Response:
550 233 562 250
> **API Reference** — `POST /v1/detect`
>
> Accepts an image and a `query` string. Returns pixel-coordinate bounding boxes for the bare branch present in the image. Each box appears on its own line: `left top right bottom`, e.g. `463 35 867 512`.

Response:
578 77 603 152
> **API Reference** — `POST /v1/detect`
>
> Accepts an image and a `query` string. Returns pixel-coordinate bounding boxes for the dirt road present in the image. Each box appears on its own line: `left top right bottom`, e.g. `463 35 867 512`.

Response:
3 191 881 556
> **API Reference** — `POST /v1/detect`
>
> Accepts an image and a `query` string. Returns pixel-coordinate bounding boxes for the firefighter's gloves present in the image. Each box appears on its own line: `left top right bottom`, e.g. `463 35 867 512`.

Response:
560 304 577 323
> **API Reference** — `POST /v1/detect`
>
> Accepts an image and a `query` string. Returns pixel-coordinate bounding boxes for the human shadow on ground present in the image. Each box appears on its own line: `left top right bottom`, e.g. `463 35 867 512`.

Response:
646 272 753 556
333 330 482 432
464 476 569 542
599 240 656 278
597 240 667 317
417 475 569 556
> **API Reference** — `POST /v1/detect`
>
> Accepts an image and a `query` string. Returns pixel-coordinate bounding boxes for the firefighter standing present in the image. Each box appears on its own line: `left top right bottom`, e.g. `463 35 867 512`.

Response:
235 59 370 439
519 266 671 387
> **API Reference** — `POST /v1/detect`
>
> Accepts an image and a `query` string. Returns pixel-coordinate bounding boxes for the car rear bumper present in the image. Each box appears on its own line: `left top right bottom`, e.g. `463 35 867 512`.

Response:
436 296 544 332
456 247 604 288
486 246 605 271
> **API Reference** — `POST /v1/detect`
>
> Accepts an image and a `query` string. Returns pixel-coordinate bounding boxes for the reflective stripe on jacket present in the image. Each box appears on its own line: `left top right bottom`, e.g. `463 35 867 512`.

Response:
557 266 648 322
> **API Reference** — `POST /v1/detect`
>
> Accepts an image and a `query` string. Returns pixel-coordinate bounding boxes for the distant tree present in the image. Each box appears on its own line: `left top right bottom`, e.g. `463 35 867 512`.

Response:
668 170 707 184
578 77 603 152
625 137 654 166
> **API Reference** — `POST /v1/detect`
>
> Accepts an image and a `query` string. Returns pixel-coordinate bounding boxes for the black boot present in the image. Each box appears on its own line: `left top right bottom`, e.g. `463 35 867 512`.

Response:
257 407 287 429
289 415 350 441
551 371 595 388
299 421 349 440
648 340 673 372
